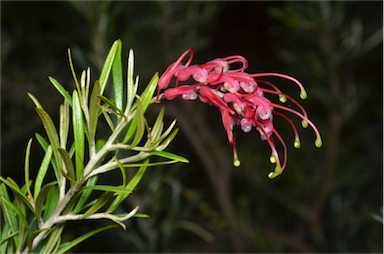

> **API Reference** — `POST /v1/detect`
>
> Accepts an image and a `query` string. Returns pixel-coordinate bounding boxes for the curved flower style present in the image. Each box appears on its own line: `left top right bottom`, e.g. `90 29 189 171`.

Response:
157 48 322 179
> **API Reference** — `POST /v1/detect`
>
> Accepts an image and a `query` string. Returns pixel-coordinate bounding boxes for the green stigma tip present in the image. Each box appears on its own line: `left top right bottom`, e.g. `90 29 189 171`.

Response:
268 167 282 179
301 120 308 128
315 138 322 148
294 139 301 149
300 90 307 100
279 95 287 103
270 155 276 164
234 159 241 167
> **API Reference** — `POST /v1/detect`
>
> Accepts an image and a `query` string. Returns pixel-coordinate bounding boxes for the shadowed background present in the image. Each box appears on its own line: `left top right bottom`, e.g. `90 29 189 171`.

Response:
1 1 382 252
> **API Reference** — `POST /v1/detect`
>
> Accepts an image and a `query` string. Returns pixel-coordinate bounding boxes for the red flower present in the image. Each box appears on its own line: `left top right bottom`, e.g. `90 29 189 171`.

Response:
158 49 322 178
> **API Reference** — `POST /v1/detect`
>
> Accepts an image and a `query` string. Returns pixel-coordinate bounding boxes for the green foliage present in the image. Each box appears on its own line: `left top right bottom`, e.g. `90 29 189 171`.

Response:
0 39 188 253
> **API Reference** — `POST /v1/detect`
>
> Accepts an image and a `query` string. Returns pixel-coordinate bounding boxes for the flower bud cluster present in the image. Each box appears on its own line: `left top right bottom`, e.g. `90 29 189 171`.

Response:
158 49 322 178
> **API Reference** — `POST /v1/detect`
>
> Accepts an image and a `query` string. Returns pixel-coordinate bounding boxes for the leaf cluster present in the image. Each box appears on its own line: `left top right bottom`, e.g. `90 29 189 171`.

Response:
0 39 187 253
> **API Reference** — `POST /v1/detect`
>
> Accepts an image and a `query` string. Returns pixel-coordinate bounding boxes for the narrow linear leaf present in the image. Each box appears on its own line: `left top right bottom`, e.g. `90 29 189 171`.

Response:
158 128 179 150
68 48 80 92
140 73 159 113
73 176 98 214
35 108 62 178
0 231 18 246
0 177 32 211
81 185 132 194
101 110 116 132
121 160 181 168
34 146 53 199
35 181 57 222
56 225 117 254
149 150 189 163
43 185 59 222
59 101 70 149
89 81 101 146
0 184 19 237
106 160 148 213
72 90 85 180
99 40 119 94
27 227 50 251
57 148 76 183
42 225 64 254
35 133 49 151
114 157 126 186
80 192 114 219
150 107 165 141
112 39 124 117
1 197 29 232
126 49 136 116
48 77 73 107
126 99 145 148
24 139 33 200
98 95 126 118
27 93 42 109
146 119 177 149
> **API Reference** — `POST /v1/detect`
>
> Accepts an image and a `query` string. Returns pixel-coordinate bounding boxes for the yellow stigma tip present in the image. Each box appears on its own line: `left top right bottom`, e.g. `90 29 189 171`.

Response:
300 90 307 100
301 120 308 128
279 95 287 103
268 167 282 179
234 159 241 167
294 140 301 149
315 138 322 148
270 155 276 164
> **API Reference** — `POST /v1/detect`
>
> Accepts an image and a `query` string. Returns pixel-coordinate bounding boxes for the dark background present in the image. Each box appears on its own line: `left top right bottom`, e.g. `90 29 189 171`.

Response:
1 1 383 253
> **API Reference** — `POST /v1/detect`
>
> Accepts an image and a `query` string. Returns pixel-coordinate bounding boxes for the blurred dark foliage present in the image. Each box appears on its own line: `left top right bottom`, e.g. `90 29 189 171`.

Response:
1 1 382 253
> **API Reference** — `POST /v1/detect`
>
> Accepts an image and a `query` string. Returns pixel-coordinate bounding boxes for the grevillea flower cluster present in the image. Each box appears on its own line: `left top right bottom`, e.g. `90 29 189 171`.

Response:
157 49 322 179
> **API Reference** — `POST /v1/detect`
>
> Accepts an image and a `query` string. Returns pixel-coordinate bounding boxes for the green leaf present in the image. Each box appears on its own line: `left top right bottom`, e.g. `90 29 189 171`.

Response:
146 120 177 150
0 177 32 211
43 185 59 222
114 157 126 186
42 225 64 254
72 176 98 214
35 108 62 179
150 107 165 141
140 72 159 113
149 150 189 163
120 160 182 168
112 39 124 118
98 95 126 119
72 90 85 180
34 146 53 199
27 93 42 109
24 138 33 200
57 148 76 184
35 181 57 222
89 81 101 146
158 128 179 150
106 160 148 213
0 184 19 240
1 196 29 233
59 101 70 149
68 48 80 93
80 192 114 219
126 99 145 148
122 73 158 144
27 227 50 251
125 49 137 116
81 185 132 194
35 133 49 151
0 231 18 247
48 77 73 107
56 225 117 254
99 40 119 95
